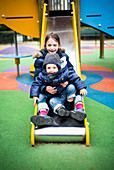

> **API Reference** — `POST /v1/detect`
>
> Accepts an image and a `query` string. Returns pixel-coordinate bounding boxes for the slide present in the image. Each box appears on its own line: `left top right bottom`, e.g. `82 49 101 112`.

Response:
46 16 77 71
31 2 90 147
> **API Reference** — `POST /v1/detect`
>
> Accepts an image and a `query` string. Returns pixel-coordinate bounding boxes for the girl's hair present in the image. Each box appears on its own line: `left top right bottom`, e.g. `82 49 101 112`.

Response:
44 32 61 47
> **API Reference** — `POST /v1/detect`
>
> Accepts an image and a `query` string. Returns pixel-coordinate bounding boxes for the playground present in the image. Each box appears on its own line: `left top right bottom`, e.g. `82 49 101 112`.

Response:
0 0 114 169
0 40 114 169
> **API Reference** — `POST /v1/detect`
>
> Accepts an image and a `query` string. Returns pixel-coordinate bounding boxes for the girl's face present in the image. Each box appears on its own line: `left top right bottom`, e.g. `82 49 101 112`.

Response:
46 38 60 54
46 64 58 74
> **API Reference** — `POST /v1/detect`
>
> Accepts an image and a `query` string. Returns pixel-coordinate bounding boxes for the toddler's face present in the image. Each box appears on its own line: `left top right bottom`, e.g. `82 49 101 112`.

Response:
46 64 58 74
46 38 60 53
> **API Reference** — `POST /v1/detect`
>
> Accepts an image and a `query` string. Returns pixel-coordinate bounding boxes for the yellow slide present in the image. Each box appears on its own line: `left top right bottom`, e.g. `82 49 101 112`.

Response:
31 2 90 147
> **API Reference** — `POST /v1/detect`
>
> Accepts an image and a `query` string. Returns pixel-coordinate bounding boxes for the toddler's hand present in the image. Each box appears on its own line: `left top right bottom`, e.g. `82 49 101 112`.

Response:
33 96 39 106
80 88 87 96
60 81 68 87
46 86 57 94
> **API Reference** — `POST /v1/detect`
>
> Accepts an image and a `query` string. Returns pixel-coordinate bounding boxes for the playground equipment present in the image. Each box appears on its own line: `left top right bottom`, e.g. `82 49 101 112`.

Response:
0 0 39 38
0 0 40 76
80 0 114 37
0 53 32 76
31 1 90 147
0 0 113 75
31 103 90 146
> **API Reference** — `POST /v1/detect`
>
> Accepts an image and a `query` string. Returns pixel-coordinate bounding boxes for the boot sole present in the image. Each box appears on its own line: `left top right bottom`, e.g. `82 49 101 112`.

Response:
31 115 53 126
70 110 86 121
58 109 70 117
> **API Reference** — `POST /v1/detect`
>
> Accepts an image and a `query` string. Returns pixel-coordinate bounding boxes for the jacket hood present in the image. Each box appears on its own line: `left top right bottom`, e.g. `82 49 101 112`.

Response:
32 48 66 59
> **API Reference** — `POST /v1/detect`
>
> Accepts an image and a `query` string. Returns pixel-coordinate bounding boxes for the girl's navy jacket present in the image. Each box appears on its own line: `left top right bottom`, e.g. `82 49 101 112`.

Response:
30 66 87 98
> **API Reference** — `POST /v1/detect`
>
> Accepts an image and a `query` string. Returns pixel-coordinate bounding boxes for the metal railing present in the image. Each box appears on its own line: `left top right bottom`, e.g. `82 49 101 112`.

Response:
49 0 71 10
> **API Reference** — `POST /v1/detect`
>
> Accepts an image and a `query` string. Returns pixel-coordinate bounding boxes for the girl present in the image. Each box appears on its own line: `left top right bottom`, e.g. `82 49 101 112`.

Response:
33 32 74 79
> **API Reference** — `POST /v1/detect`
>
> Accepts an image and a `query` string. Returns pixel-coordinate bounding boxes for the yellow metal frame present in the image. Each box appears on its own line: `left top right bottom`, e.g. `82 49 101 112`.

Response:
31 104 38 146
31 1 90 147
72 2 81 77
31 124 35 146
40 3 47 49
72 2 90 146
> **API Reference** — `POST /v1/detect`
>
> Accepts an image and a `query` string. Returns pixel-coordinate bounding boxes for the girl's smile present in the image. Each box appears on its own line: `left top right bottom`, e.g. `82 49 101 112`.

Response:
46 38 60 54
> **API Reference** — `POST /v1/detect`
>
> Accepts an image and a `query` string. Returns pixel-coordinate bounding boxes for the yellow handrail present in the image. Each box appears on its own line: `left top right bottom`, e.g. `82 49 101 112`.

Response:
40 3 47 49
34 103 38 115
72 2 81 78
72 2 90 146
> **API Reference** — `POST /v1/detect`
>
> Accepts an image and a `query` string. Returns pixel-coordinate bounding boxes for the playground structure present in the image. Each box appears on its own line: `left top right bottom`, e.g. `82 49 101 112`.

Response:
0 0 114 146
0 0 40 76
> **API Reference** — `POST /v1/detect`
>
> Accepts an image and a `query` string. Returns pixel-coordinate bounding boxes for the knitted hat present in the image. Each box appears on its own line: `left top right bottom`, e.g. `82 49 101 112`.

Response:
43 53 61 70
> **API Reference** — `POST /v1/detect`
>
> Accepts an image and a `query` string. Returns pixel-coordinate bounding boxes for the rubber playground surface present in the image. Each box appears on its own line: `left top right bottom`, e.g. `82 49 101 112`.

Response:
0 43 114 169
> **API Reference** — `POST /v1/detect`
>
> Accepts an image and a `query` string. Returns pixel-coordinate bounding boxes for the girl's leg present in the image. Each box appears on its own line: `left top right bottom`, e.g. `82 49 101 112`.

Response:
37 94 49 116
69 94 86 121
75 94 84 110
65 85 84 110
30 114 54 126
65 86 86 121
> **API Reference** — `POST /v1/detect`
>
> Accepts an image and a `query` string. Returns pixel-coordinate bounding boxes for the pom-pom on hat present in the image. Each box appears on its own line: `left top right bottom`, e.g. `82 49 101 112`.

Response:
43 53 61 70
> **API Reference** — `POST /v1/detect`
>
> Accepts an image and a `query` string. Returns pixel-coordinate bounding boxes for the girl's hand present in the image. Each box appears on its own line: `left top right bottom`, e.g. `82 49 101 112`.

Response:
33 96 39 106
60 81 68 87
46 86 57 94
80 88 87 96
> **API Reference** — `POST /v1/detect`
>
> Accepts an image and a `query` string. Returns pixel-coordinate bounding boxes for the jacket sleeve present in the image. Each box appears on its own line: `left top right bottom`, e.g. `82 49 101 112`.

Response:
30 76 43 98
68 70 87 91
34 57 44 78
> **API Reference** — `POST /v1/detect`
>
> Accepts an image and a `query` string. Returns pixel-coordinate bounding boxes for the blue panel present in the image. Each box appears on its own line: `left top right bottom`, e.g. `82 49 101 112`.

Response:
80 0 114 37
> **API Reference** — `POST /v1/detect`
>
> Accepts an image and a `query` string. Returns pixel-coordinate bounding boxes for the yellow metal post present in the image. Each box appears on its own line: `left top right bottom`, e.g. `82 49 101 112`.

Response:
31 103 38 146
72 1 81 77
75 0 81 62
38 0 45 37
40 3 47 49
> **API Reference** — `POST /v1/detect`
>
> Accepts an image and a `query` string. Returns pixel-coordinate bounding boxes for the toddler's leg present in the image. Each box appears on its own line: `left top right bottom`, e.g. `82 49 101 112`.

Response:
65 84 76 110
31 94 54 126
49 85 76 117
37 94 49 115
49 97 70 117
